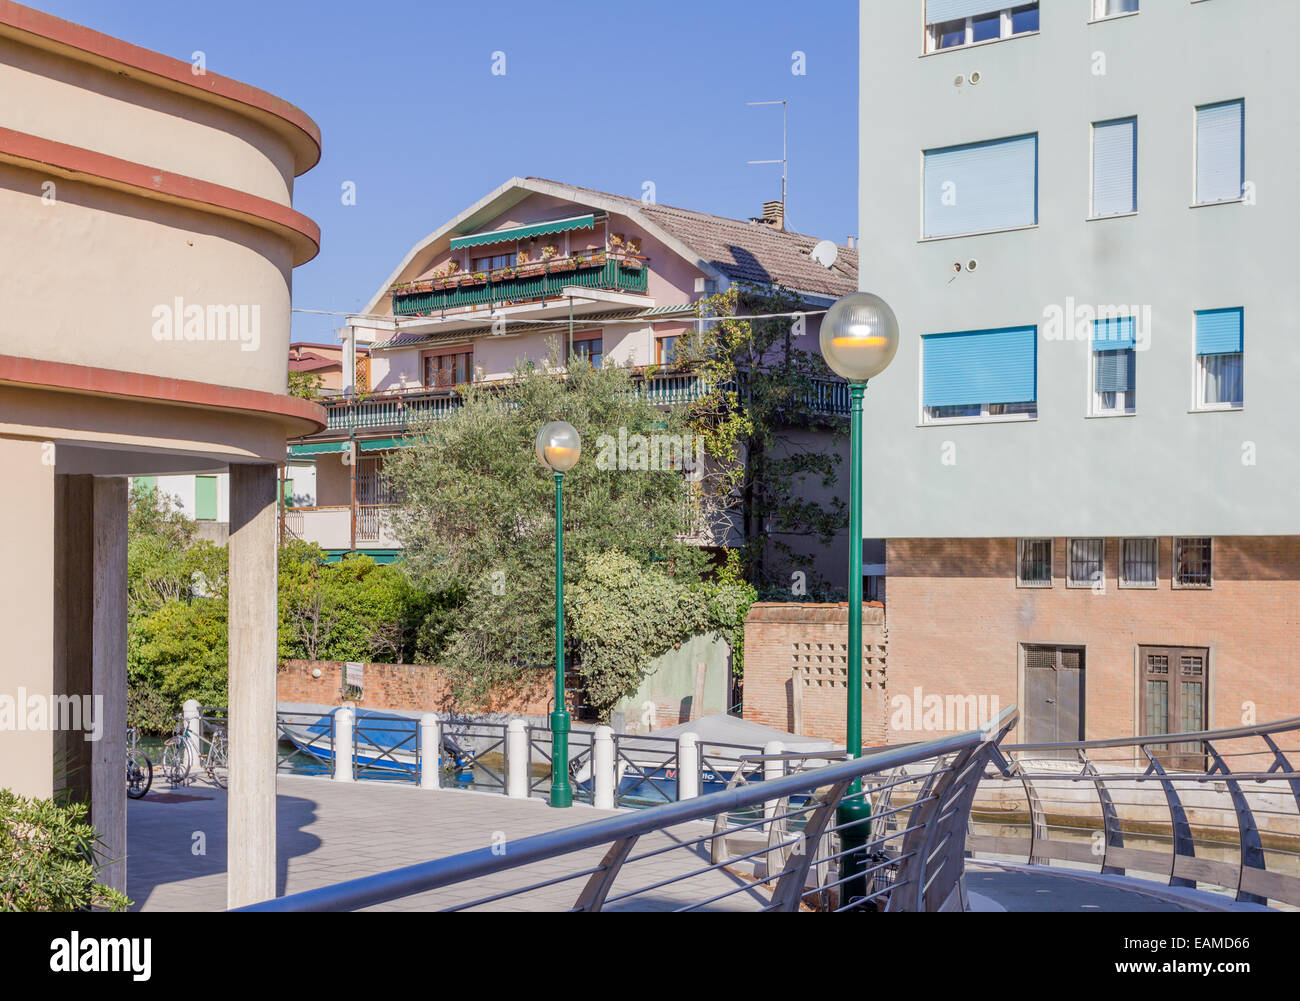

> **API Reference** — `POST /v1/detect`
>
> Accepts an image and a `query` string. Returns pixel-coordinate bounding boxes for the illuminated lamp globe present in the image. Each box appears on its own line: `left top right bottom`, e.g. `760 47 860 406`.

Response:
535 421 582 473
820 292 900 383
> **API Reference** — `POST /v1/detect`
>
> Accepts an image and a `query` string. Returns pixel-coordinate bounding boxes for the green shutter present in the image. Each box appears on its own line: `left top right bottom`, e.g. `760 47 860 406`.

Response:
134 476 157 495
195 476 218 521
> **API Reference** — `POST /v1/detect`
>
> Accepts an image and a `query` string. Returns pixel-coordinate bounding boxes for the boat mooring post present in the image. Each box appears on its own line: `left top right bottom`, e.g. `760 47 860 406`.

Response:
593 725 614 809
506 720 529 799
420 714 441 790
334 706 354 783
677 733 700 800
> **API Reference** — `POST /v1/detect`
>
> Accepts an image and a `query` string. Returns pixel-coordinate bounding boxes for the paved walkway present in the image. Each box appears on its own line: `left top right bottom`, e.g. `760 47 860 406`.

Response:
128 775 770 912
126 775 1239 913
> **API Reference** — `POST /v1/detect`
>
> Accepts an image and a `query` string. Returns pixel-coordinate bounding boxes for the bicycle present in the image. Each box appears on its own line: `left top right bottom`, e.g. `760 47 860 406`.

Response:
161 715 229 789
126 725 153 800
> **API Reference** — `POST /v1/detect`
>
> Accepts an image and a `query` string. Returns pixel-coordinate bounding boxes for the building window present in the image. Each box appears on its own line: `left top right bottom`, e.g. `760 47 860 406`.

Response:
1119 538 1158 588
1093 0 1138 18
1195 100 1245 205
1140 645 1209 769
471 253 514 273
422 349 473 389
1091 117 1137 217
1067 539 1104 588
657 335 683 367
924 3 1039 53
1017 538 1053 587
567 335 603 368
1194 308 1243 410
922 326 1037 423
923 134 1038 238
195 475 218 522
1173 537 1212 589
1091 316 1136 415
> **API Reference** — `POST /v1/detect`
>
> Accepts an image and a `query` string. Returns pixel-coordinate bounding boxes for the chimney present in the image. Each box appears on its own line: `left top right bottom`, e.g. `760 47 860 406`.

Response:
847 235 856 249
761 200 785 231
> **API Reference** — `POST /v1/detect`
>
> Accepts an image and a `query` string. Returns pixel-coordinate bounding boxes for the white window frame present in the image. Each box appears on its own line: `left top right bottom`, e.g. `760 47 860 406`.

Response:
921 401 1038 426
1089 346 1136 417
1066 538 1105 589
1172 537 1214 590
1091 0 1139 22
924 5 1038 54
1194 351 1244 412
1119 537 1159 589
1017 538 1054 589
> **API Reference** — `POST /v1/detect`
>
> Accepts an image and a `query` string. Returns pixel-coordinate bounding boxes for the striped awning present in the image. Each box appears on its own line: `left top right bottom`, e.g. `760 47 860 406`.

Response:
288 440 349 457
359 436 419 452
449 214 596 251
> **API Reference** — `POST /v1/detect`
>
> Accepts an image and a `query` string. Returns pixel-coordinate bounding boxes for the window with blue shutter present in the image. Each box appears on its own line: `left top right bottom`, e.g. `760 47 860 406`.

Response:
1092 118 1137 217
1195 309 1244 409
924 134 1039 238
1092 317 1137 413
922 326 1038 421
1196 100 1244 205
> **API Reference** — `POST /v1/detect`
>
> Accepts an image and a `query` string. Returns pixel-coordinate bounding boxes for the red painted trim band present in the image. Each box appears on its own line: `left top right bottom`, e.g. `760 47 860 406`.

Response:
0 127 321 265
0 354 327 433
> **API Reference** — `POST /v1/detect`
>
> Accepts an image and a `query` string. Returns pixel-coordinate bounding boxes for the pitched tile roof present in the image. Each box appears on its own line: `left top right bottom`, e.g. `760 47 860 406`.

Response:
526 178 859 299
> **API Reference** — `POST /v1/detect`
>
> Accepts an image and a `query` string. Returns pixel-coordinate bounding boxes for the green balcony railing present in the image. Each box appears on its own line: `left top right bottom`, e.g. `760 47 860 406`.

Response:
392 255 649 316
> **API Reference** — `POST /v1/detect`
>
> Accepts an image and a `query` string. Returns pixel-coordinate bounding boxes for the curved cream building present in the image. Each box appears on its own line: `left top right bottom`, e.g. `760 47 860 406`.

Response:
0 2 323 906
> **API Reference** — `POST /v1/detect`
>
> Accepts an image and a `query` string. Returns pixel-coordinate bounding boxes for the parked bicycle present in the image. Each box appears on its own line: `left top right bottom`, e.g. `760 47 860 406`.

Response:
126 725 153 800
161 714 228 789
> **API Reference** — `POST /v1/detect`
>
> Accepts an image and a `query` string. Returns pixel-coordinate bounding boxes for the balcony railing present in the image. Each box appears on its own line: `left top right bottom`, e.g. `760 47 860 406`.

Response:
316 372 851 435
391 253 649 316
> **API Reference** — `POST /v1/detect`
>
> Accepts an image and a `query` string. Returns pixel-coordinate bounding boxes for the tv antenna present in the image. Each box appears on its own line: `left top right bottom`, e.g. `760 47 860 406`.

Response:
747 99 788 214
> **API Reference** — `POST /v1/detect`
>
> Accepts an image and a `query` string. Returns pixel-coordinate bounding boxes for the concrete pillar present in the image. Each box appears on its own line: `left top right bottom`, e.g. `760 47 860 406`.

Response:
677 732 700 800
227 463 278 909
506 719 529 799
762 740 785 821
593 725 615 810
420 713 441 790
183 699 202 769
89 477 127 895
333 706 355 783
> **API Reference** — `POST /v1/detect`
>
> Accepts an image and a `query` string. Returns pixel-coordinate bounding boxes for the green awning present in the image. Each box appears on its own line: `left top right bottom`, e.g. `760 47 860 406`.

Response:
449 214 596 251
359 436 418 452
288 441 349 457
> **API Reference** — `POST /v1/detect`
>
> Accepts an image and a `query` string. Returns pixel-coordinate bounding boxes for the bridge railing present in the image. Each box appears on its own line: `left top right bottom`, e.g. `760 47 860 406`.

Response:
968 716 1300 909
236 707 1018 912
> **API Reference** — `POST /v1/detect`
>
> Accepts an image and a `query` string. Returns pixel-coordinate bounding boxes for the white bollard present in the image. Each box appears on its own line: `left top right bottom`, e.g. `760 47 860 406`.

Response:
677 732 700 800
762 740 785 820
420 713 441 790
183 699 202 771
334 706 355 782
593 725 615 810
506 719 529 799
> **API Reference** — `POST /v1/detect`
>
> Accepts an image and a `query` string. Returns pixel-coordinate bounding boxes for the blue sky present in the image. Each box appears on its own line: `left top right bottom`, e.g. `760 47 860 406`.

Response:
33 0 859 342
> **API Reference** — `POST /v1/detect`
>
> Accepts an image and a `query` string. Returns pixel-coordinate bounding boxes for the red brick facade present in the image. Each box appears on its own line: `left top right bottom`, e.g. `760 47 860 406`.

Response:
742 603 889 746
885 537 1300 744
277 660 576 717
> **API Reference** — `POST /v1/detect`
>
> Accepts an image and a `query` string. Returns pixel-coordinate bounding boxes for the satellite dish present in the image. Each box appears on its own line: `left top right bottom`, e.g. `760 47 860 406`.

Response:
811 239 839 270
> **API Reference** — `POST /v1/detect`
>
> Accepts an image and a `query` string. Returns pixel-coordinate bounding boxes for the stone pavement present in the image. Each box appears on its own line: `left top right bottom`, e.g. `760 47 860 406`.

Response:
126 773 1236 913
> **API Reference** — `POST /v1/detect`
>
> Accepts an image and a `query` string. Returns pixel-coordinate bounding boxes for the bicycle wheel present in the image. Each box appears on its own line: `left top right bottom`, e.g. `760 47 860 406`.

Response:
126 751 153 799
206 731 228 789
161 737 192 785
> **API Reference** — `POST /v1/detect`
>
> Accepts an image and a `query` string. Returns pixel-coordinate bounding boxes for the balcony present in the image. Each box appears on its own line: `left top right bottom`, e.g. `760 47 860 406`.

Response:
391 252 649 316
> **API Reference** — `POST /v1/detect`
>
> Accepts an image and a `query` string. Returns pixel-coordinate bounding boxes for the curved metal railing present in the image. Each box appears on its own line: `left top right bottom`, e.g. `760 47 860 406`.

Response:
237 707 1018 912
968 716 1300 909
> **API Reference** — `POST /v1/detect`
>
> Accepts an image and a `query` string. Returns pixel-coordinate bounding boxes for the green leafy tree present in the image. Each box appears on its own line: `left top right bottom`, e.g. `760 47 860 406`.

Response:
0 790 130 911
383 350 711 708
287 369 324 400
682 284 849 593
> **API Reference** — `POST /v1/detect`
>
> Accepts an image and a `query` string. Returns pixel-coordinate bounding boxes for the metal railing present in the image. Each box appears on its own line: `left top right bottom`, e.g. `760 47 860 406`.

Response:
968 715 1300 909
237 708 1017 912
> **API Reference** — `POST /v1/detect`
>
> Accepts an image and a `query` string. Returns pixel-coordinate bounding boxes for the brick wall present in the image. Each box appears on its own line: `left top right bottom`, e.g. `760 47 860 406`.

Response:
886 536 1300 745
277 660 575 717
742 603 889 745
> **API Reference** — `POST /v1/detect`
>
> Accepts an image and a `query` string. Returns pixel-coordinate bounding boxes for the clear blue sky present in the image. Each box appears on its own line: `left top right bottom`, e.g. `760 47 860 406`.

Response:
33 0 859 343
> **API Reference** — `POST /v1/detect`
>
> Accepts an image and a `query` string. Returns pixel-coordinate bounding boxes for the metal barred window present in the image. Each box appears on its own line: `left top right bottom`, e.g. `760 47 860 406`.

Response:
1067 538 1104 587
1173 537 1213 589
1120 537 1158 588
1017 538 1052 587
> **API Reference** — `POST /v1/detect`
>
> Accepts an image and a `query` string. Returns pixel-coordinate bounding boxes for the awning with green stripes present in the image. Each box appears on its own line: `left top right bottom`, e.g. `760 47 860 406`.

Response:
359 436 418 452
288 441 349 457
449 214 596 251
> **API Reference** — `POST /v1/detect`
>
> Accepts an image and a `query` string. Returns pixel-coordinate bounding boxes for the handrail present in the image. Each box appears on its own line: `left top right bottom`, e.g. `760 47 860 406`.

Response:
237 707 1018 912
970 714 1300 909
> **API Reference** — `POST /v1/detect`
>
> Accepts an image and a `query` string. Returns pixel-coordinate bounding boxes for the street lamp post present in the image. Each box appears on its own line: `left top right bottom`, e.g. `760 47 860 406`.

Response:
536 420 582 808
819 292 900 905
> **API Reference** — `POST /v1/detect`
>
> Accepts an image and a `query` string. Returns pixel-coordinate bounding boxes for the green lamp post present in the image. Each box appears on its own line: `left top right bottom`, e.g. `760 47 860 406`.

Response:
536 420 582 808
819 292 900 904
